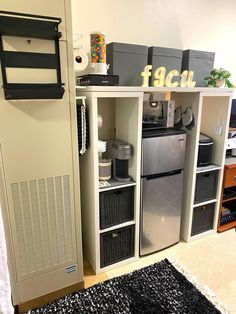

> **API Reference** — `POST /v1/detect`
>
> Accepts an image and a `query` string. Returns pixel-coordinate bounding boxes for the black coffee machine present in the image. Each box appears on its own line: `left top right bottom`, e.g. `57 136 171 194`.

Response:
197 133 213 167
107 139 132 182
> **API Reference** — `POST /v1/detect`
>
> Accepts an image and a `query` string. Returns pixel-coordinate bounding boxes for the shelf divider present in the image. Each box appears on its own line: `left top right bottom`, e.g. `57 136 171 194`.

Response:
193 199 217 208
196 163 221 173
99 178 136 192
218 220 236 232
99 220 136 234
0 12 62 39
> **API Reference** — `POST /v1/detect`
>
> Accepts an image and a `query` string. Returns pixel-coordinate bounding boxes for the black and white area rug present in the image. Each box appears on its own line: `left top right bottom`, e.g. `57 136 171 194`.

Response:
27 259 227 314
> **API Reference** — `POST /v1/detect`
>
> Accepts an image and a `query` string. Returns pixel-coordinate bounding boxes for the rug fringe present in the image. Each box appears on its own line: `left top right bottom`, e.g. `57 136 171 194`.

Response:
168 258 231 314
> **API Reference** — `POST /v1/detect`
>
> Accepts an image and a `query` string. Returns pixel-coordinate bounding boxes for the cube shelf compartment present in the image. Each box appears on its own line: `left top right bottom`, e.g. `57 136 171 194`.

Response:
100 186 134 230
191 203 215 236
194 170 218 204
100 225 135 268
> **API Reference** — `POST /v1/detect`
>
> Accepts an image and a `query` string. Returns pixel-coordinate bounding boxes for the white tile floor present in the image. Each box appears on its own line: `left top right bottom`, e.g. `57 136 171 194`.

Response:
84 229 236 313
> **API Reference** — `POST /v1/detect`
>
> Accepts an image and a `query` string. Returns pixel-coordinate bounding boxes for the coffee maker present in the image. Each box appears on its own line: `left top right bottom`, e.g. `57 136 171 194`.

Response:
107 139 132 182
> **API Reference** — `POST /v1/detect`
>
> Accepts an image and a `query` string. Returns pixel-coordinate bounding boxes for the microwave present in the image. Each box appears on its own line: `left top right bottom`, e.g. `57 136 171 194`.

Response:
142 100 175 129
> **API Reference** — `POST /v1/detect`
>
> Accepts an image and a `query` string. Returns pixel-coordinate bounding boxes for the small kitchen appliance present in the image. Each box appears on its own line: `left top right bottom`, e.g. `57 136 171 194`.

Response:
142 100 174 129
90 31 108 75
197 133 213 167
77 32 119 86
77 74 119 86
107 139 132 182
140 128 186 255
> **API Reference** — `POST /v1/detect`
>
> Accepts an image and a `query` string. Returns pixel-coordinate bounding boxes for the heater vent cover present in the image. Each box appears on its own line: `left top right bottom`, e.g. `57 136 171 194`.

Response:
11 175 75 279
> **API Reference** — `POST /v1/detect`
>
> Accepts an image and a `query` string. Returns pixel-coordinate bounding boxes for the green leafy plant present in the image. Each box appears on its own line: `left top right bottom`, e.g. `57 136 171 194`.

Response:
204 68 234 88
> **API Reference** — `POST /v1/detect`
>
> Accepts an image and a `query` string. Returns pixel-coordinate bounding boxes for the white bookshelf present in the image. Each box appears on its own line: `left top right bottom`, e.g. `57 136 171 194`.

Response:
77 86 233 271
173 92 233 242
78 89 143 274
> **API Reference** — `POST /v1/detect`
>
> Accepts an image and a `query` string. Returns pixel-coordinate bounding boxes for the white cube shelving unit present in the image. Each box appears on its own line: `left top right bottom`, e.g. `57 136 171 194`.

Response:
77 86 233 272
77 88 143 274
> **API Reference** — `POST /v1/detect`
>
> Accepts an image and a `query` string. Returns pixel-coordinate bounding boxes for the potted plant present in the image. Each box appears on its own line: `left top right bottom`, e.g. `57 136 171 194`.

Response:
204 68 234 87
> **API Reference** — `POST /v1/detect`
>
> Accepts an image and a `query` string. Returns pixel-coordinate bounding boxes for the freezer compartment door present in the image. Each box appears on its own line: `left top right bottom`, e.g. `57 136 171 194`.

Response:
142 134 186 176
140 171 183 256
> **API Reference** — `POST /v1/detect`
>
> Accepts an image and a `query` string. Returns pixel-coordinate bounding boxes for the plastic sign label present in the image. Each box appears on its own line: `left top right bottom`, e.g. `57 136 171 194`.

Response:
141 65 196 87
65 265 77 273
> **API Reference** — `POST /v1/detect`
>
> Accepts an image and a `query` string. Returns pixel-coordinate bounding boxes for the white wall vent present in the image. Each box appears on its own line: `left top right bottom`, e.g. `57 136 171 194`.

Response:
11 175 75 279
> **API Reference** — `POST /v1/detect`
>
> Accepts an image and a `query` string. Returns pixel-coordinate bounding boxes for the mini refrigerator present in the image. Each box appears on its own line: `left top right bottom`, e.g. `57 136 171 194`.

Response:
140 128 186 256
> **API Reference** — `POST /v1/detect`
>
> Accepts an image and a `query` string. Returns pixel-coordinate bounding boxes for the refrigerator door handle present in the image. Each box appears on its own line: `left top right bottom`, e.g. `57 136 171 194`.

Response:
140 178 144 244
145 169 182 180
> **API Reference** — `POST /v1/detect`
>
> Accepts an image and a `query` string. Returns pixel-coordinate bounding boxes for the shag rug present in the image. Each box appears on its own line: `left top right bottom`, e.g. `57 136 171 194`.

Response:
27 259 227 314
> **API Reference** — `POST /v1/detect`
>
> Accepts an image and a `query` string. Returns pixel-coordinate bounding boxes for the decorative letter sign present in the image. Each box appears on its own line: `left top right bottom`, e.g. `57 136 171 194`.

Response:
186 70 196 87
165 69 179 87
180 70 196 87
180 70 188 87
141 65 152 87
153 67 166 87
141 65 196 87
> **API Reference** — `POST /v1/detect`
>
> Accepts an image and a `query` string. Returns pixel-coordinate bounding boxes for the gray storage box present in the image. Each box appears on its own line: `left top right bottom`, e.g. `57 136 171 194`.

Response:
181 49 215 87
106 42 148 86
148 47 183 86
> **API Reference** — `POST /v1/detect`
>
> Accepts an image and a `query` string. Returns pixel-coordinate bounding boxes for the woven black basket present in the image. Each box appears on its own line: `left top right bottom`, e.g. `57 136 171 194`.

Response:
194 171 218 204
191 203 215 236
100 186 134 229
100 225 135 268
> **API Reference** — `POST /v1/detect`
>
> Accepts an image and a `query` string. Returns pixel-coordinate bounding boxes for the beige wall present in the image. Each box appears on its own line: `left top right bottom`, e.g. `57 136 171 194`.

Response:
72 0 236 90
0 1 84 304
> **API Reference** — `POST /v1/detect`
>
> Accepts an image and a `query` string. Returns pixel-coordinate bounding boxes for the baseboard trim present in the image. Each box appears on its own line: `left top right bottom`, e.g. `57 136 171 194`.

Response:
16 281 84 314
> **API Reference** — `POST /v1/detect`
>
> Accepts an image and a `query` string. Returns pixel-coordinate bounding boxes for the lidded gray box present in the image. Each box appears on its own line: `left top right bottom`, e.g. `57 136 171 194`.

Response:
148 47 183 86
181 49 215 87
106 42 148 86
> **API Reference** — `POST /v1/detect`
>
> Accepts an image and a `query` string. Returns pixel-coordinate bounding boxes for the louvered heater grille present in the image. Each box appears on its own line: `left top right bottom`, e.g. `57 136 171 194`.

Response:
11 175 75 278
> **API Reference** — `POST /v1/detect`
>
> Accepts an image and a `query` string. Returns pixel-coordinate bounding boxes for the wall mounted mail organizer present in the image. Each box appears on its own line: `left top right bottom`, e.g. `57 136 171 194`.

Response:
0 10 65 100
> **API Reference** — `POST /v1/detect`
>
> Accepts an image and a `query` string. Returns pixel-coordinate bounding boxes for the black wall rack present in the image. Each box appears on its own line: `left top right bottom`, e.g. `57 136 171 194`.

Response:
0 10 65 100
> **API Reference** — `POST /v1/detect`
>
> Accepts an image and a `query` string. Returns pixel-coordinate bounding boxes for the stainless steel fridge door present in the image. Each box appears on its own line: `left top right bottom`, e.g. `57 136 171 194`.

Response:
142 134 186 176
140 171 183 256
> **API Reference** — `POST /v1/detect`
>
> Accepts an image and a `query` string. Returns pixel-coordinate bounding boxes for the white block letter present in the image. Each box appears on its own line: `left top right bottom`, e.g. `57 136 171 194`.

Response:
153 67 166 87
180 70 196 87
165 70 179 87
141 65 152 87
